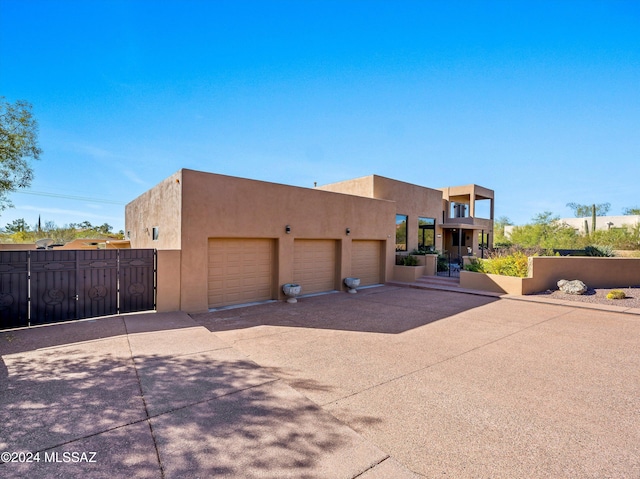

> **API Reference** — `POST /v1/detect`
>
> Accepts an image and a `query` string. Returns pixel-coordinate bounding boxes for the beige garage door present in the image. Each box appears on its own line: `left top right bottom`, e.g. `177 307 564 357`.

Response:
293 240 337 295
208 238 274 308
352 240 382 286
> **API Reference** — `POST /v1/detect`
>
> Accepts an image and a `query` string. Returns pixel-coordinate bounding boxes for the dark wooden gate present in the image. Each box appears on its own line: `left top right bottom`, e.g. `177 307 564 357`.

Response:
0 251 29 329
0 249 156 330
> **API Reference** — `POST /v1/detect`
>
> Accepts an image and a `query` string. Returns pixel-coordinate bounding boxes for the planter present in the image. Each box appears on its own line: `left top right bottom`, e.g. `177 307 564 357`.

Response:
459 270 527 295
393 264 426 282
344 277 361 294
282 283 302 303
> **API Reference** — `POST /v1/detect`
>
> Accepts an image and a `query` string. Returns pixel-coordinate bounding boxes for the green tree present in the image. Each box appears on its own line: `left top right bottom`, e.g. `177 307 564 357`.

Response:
623 206 640 215
509 211 580 249
566 202 610 217
4 217 31 233
493 216 514 246
0 97 42 213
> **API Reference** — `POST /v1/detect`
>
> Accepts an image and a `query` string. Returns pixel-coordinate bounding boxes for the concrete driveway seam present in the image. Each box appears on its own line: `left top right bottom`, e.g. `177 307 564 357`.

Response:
124 322 167 479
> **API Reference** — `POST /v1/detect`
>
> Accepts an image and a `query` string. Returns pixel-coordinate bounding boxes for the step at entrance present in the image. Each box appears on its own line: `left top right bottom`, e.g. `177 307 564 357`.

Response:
415 275 461 287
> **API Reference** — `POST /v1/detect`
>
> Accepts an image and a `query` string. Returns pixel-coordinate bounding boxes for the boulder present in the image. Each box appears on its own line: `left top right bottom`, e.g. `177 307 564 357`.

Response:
557 279 588 295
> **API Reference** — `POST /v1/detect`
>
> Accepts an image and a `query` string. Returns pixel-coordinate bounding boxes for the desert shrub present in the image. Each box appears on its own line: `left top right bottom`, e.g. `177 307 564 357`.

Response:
490 244 555 258
464 252 529 277
465 258 485 273
606 290 626 300
402 255 419 266
410 247 436 255
584 245 615 257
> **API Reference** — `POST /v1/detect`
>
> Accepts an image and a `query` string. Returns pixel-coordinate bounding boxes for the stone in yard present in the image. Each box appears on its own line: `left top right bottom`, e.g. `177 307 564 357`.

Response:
557 279 588 295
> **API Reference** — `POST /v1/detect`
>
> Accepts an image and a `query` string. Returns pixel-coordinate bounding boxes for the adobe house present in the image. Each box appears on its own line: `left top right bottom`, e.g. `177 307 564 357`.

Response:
125 169 493 313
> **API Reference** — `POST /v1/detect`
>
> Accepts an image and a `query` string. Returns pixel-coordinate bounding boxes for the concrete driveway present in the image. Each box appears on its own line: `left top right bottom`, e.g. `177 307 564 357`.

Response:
1 286 639 478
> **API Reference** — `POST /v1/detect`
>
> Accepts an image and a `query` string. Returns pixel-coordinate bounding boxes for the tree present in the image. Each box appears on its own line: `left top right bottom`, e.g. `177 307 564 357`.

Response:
623 206 640 215
0 97 42 213
4 217 30 233
508 211 579 249
566 202 610 217
493 216 514 246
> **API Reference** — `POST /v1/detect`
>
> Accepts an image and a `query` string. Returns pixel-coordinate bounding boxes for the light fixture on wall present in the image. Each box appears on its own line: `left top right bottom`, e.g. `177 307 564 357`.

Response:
346 228 351 236
285 225 291 234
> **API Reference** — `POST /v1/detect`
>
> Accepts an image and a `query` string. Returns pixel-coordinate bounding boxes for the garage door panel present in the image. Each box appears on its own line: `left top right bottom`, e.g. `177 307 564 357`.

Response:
294 240 336 295
208 238 274 308
352 240 382 286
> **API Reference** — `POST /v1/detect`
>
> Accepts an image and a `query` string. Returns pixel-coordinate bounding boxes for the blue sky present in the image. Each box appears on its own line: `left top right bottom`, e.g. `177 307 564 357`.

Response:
1 0 639 233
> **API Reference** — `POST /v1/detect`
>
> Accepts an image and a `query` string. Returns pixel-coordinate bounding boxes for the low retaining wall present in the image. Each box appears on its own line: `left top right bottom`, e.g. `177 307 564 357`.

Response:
460 271 529 295
460 256 640 295
527 256 640 292
393 265 426 282
392 254 437 281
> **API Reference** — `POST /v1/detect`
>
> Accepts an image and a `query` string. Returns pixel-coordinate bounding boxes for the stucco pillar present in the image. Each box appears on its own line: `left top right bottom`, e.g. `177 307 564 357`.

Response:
277 234 295 300
339 238 351 292
156 249 182 312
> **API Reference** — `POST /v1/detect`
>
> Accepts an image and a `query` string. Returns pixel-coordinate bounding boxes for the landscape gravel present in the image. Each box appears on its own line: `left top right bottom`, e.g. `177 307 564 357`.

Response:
534 286 640 308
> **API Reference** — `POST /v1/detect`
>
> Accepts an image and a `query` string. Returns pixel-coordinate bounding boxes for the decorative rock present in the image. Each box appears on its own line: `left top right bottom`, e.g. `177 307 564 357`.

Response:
557 279 588 295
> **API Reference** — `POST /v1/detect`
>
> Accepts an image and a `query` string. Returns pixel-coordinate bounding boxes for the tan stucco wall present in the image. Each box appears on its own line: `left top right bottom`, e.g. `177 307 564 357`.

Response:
125 171 183 250
393 265 426 282
373 176 444 251
178 169 396 312
315 175 375 198
460 270 527 295
527 256 640 292
156 249 181 312
0 244 36 250
319 175 445 253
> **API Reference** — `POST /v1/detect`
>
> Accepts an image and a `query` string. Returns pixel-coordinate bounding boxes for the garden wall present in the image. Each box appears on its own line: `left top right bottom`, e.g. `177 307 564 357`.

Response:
460 271 529 295
461 256 640 295
527 256 640 292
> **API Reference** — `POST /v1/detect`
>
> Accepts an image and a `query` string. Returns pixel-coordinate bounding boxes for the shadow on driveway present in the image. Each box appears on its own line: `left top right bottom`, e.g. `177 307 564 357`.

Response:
0 311 400 479
193 285 498 335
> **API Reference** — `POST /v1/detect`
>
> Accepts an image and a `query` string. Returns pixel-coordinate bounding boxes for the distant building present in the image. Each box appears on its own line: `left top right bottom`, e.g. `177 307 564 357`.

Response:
560 215 640 235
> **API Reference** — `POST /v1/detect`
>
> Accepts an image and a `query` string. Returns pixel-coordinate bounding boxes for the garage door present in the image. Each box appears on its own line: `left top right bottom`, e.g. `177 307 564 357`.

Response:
293 240 336 295
208 238 274 308
352 240 382 286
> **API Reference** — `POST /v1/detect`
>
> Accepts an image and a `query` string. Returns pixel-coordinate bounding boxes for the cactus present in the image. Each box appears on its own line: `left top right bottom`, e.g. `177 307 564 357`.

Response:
591 204 596 235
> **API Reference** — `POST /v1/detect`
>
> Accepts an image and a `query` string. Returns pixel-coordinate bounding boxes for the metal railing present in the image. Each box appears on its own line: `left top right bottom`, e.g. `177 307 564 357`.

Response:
437 252 462 278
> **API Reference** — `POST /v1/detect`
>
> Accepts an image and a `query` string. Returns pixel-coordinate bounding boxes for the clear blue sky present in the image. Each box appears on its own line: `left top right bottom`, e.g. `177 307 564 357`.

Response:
1 0 639 233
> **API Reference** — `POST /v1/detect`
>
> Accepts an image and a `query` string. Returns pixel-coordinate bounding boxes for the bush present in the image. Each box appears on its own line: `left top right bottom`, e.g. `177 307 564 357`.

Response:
465 258 485 273
606 290 626 300
402 255 419 266
464 252 529 277
584 245 615 257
